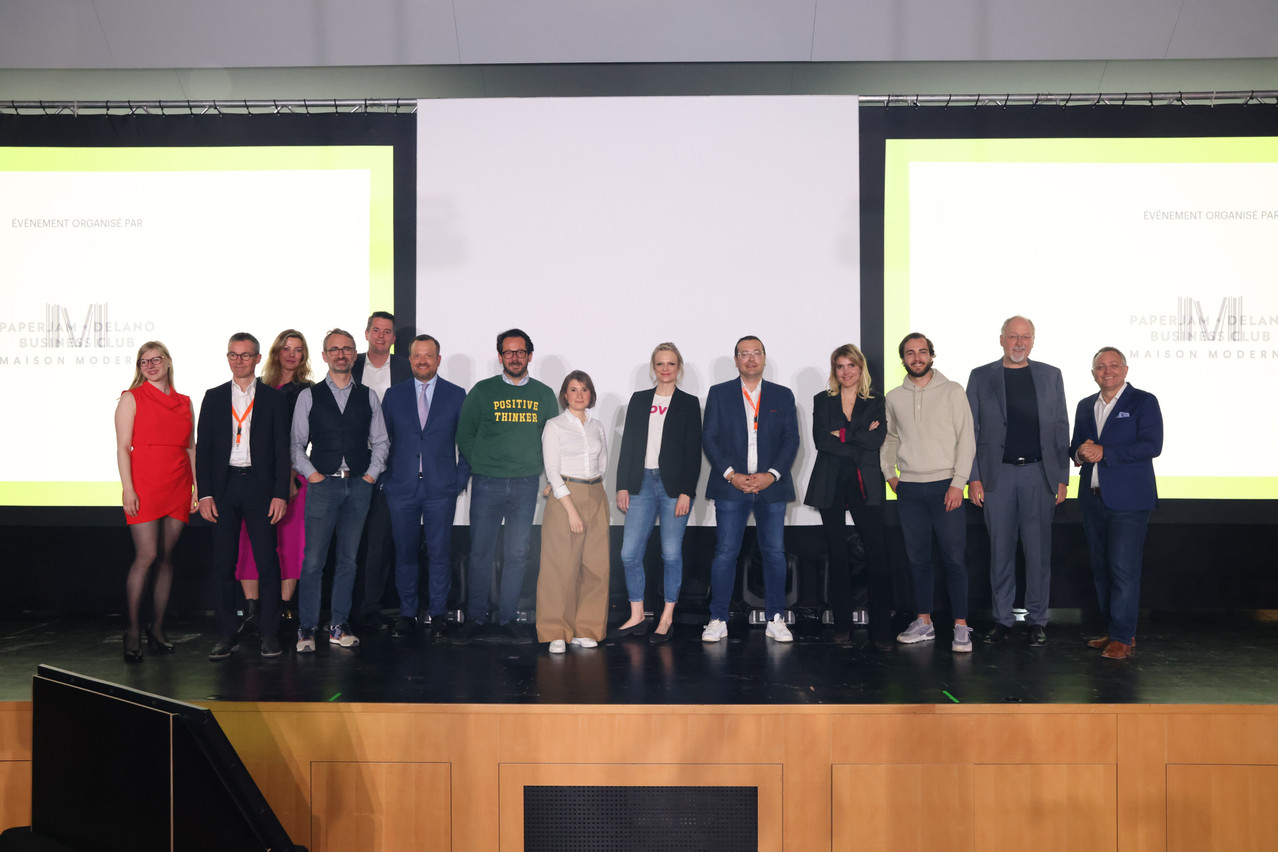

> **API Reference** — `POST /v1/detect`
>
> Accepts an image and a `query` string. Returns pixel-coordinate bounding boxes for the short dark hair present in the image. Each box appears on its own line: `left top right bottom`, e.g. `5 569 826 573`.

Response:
734 336 765 356
411 333 441 354
558 370 597 409
366 311 395 331
228 332 260 355
898 333 935 361
497 328 534 355
1092 346 1127 367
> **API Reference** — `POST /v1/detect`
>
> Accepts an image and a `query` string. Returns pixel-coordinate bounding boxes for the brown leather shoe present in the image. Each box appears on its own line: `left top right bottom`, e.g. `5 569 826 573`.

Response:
1101 640 1133 660
1088 635 1135 650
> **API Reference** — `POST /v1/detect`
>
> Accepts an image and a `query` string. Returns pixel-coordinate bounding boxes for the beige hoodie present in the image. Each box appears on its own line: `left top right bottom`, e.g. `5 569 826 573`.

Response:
880 368 976 489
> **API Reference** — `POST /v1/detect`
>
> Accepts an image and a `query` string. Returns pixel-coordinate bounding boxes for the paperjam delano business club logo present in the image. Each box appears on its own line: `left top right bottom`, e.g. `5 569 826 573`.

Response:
0 302 153 367
1128 296 1275 361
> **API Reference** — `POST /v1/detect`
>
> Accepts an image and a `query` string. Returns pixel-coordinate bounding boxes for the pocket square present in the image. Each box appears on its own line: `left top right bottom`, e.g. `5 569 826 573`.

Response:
1116 411 1131 418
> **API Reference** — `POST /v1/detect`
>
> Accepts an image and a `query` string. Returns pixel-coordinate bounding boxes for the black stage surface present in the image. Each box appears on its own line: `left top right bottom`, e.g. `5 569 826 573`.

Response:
1 611 1275 706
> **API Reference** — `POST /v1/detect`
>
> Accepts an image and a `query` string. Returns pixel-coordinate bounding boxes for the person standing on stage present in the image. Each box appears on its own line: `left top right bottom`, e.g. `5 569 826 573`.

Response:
881 332 976 653
701 336 800 644
452 328 559 645
381 334 470 639
114 341 195 662
291 328 390 653
803 343 892 649
537 371 610 654
1071 347 1162 661
196 332 291 660
352 310 411 632
966 316 1070 647
615 342 702 644
232 329 313 640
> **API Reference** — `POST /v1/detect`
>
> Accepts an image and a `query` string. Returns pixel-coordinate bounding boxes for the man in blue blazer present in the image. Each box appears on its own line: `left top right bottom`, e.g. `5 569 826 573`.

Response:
1069 346 1163 661
701 336 799 643
966 316 1070 646
196 332 291 660
381 334 470 639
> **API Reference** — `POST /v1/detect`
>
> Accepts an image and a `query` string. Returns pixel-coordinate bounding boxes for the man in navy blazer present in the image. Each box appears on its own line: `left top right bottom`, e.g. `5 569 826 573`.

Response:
966 316 1070 646
380 334 471 639
701 336 799 643
352 310 412 630
196 332 291 660
1070 346 1162 661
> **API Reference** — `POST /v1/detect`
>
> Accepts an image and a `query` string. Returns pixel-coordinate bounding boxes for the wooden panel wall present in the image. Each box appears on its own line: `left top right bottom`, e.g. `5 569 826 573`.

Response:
1 702 1276 851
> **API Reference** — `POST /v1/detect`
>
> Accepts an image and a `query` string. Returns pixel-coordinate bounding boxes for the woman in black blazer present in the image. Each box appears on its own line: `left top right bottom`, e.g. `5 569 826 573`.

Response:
615 343 703 643
803 343 893 649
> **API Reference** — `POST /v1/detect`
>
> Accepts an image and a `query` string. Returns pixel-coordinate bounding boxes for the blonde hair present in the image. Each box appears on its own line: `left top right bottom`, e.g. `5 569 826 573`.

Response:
128 341 175 390
826 343 873 400
649 342 685 384
262 329 313 387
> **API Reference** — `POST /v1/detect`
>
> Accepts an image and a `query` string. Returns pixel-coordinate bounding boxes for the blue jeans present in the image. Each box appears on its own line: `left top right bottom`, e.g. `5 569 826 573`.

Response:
709 496 786 621
299 475 374 630
1080 489 1149 644
896 479 968 620
468 474 539 625
620 469 691 603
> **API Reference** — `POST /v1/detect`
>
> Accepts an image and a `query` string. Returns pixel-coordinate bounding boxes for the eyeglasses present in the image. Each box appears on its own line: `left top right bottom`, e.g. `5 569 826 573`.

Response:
736 350 764 359
227 352 258 362
1004 334 1034 343
501 349 529 359
325 346 356 355
137 356 166 367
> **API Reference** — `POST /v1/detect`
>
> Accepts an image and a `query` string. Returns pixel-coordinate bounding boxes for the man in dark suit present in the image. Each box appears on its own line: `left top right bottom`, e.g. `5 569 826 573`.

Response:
381 335 470 639
701 336 799 643
351 310 412 631
1070 346 1163 661
196 332 291 660
966 316 1070 646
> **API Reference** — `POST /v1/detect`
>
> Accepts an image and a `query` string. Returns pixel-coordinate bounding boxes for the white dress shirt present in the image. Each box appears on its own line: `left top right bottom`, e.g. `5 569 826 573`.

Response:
229 378 257 468
542 409 608 499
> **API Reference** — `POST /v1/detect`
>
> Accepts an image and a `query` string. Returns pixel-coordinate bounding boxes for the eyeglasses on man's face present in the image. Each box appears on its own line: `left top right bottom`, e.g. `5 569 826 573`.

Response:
501 349 529 360
227 352 258 362
325 346 356 356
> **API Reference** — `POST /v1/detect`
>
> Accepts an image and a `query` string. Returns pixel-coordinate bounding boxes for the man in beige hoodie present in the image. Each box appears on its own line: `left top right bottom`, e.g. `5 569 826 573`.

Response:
880 333 977 653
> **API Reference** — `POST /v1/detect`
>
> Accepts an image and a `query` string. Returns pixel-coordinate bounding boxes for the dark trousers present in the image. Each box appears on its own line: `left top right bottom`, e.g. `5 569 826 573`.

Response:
386 481 457 620
896 479 968 620
359 485 396 620
210 470 281 642
1080 488 1149 645
819 468 891 642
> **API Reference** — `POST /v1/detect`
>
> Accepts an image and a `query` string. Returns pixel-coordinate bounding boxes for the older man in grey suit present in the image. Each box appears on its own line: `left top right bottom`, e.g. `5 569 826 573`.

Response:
966 316 1069 646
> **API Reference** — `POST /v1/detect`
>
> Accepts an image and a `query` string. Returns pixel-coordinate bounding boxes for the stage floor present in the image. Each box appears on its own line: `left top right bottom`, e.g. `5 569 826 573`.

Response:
1 611 1274 706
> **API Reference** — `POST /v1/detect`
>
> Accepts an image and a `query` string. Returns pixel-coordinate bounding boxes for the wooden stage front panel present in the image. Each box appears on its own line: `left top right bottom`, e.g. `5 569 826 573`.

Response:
2 702 1277 851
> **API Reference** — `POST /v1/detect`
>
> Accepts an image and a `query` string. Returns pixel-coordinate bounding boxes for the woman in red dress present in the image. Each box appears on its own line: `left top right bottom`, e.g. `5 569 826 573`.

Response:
114 341 196 662
232 329 313 638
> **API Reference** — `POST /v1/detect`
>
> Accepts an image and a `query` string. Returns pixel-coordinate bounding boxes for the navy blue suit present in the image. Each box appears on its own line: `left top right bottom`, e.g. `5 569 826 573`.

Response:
381 375 470 619
702 378 799 621
1070 384 1163 644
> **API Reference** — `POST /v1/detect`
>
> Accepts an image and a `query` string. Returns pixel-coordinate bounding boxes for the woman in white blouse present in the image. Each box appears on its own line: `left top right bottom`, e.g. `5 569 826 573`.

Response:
537 370 610 654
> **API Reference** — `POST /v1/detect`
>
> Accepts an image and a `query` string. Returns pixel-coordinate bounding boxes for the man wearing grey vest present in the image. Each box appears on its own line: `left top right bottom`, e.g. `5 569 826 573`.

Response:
291 328 390 654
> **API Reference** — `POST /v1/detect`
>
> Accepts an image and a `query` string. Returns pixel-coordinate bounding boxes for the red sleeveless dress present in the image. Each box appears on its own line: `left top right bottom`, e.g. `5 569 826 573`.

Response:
126 382 194 525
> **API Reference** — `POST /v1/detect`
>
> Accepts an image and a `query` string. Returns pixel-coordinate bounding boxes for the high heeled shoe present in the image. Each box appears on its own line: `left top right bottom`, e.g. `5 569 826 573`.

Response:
123 632 144 663
145 624 175 654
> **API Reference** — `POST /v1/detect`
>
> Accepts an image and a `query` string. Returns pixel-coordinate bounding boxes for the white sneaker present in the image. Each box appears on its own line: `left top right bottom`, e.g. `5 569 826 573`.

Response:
896 617 936 644
548 639 567 654
952 624 973 653
701 619 728 643
765 614 793 643
569 637 597 648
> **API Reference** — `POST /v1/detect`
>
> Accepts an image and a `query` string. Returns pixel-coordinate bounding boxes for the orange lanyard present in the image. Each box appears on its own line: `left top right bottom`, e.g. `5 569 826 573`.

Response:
742 387 759 431
232 400 254 445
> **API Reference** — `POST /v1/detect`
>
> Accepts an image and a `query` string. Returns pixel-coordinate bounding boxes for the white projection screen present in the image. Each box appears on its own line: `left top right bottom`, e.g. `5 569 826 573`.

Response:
417 96 863 526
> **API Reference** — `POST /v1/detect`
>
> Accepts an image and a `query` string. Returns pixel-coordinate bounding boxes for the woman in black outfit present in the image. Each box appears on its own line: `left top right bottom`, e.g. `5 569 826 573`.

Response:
803 343 893 649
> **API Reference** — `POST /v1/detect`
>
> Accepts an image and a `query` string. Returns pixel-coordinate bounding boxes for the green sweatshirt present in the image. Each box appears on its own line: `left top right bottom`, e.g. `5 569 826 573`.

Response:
456 374 560 477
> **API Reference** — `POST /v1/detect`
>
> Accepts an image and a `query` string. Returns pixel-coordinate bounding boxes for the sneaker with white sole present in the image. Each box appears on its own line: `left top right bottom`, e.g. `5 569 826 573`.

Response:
701 618 728 643
296 627 316 654
896 617 935 644
952 623 973 653
569 637 597 648
765 614 793 643
329 623 360 648
548 639 567 654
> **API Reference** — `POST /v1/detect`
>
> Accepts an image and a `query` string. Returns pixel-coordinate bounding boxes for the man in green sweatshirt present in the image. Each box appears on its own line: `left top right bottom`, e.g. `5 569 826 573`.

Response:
452 328 559 645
